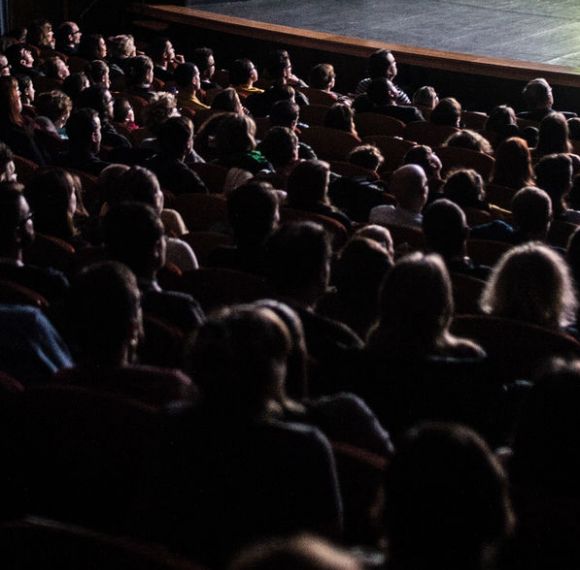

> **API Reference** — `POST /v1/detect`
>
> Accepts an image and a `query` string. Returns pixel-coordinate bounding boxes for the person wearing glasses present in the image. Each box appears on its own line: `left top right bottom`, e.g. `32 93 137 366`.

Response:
56 21 82 56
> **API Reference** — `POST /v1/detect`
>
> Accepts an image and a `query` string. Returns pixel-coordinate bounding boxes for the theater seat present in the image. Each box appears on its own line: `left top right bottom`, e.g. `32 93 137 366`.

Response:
404 122 460 147
172 193 228 232
362 135 416 173
280 207 349 250
299 126 360 160
355 113 405 138
435 146 495 181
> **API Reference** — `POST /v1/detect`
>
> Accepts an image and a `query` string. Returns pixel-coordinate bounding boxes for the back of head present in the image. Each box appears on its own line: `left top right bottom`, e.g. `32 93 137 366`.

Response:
157 115 193 159
511 186 552 239
230 535 360 570
444 129 492 154
187 305 291 417
309 63 335 90
78 85 110 120
286 159 330 207
370 252 454 354
191 47 214 76
412 85 438 109
173 62 198 89
323 103 354 132
215 114 256 158
126 55 153 86
112 165 162 211
423 198 468 257
535 152 573 203
65 261 141 365
389 164 428 210
35 90 73 125
270 99 299 128
259 126 298 169
368 49 393 79
537 112 571 154
265 222 330 298
103 202 164 277
492 136 534 189
512 358 580 492
486 104 517 132
348 144 384 172
385 423 512 565
229 58 253 86
430 97 461 127
66 107 99 149
211 88 241 113
443 168 486 209
523 77 552 111
403 145 441 179
481 242 577 329
227 180 278 246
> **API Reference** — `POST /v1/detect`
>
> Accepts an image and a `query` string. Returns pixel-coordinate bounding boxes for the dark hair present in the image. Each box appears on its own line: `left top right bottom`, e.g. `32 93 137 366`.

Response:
35 90 72 124
0 76 23 127
173 62 198 89
192 47 214 74
78 85 112 123
211 88 241 113
348 144 384 171
423 198 468 257
536 112 573 155
126 55 153 86
65 107 99 147
403 145 440 178
113 97 132 123
85 59 109 85
270 99 300 127
230 58 255 86
492 137 535 190
148 37 171 61
535 153 573 214
511 186 552 237
110 166 161 210
430 97 462 127
367 77 395 106
62 72 89 102
0 141 14 172
309 63 335 90
215 114 256 158
323 103 355 133
259 126 298 169
0 189 29 252
444 130 492 154
368 49 394 79
287 160 330 207
77 34 105 60
443 168 486 210
158 116 193 159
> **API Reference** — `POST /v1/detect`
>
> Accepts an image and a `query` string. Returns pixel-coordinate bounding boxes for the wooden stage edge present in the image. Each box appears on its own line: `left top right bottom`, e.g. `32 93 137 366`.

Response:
130 2 580 88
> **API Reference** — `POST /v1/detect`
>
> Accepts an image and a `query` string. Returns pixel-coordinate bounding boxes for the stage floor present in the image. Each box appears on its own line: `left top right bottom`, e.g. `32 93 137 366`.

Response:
185 0 580 69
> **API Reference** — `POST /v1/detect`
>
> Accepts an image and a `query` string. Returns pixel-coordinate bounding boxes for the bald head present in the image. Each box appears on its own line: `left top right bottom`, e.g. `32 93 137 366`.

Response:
390 164 429 212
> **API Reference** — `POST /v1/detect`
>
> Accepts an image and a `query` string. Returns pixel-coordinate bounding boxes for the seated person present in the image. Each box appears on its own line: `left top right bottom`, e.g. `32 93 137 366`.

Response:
369 164 428 229
57 107 111 175
323 103 360 140
0 189 69 303
355 49 410 105
126 55 157 102
145 116 208 196
257 126 300 179
517 77 576 122
106 34 136 76
192 46 220 94
423 199 491 280
174 62 210 112
57 261 194 407
103 202 205 333
41 55 70 82
430 97 462 128
270 99 317 159
353 77 424 124
412 85 439 116
55 21 82 56
229 58 264 100
207 180 279 275
403 144 444 200
148 36 184 83
444 129 492 155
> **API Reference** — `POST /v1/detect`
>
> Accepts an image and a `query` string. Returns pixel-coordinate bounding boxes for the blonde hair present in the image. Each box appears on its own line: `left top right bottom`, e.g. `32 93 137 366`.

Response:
481 242 577 329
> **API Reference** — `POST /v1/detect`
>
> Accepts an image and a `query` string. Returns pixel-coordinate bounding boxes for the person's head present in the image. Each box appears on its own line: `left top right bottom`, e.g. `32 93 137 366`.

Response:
259 126 299 170
127 55 154 87
269 99 300 129
444 129 492 154
78 85 115 123
34 89 72 129
108 34 136 59
485 104 517 133
61 72 90 103
24 167 77 240
0 189 34 258
536 111 572 155
412 85 439 110
187 304 291 417
215 114 257 158
492 137 535 189
97 163 130 207
65 261 142 366
110 165 163 213
403 144 442 180
0 76 23 125
16 74 33 105
443 168 486 210
368 49 397 80
535 152 573 214
28 18 54 49
287 160 330 207
173 62 201 91
157 115 193 161
354 225 394 260
385 423 513 567
369 252 455 353
511 186 552 240
65 107 101 153
144 92 178 134
481 242 577 329
264 49 293 82
323 103 356 135
228 180 279 247
5 43 34 70
192 47 215 81
42 56 70 81
389 164 429 212
113 97 134 124
522 77 553 111
0 54 11 77
56 21 81 50
148 37 175 65
309 63 336 91
348 144 384 172
423 199 469 258
211 87 244 114
0 142 15 182
85 59 110 89
104 202 165 278
230 535 361 570
230 58 258 86
265 221 331 304
430 97 462 127
367 77 397 107
78 33 107 60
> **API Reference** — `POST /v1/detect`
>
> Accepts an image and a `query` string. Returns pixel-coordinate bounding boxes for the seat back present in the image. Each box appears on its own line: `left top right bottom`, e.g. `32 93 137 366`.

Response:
355 113 405 138
299 87 336 106
461 111 489 130
467 239 512 267
181 231 233 267
299 104 332 127
13 154 39 185
189 162 229 194
0 279 49 310
362 135 416 173
299 126 360 161
485 183 518 210
435 146 495 181
141 313 186 369
548 219 578 248
385 224 425 253
280 207 349 250
172 193 228 232
404 122 460 147
23 233 76 275
450 272 486 315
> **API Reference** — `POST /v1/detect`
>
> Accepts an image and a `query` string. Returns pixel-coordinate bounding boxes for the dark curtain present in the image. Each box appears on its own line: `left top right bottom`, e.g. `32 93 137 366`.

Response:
0 0 7 35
